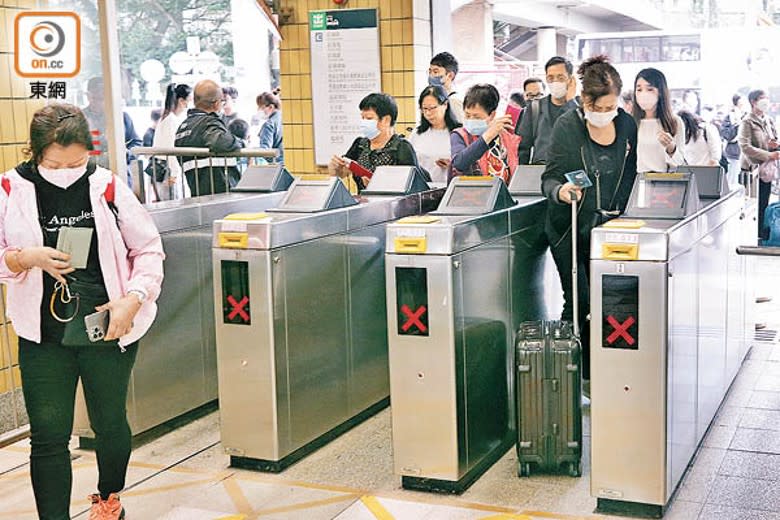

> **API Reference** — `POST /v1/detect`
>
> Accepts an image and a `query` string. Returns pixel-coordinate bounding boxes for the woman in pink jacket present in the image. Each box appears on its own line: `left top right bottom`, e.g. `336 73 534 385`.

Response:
0 104 164 520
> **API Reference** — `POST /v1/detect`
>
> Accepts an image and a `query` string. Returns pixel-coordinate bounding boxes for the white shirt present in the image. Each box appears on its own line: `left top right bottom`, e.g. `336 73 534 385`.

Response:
637 116 687 173
683 123 721 166
152 111 190 199
448 93 464 123
408 127 452 183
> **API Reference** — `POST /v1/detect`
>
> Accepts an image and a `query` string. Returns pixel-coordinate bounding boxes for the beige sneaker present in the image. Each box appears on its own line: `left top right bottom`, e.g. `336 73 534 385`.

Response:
88 493 125 520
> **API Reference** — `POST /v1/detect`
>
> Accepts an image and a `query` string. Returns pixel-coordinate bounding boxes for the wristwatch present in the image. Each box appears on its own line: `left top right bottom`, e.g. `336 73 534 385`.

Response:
127 289 147 303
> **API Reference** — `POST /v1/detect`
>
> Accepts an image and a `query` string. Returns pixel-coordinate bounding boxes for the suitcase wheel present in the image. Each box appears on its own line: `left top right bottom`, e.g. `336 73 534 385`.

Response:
518 462 532 478
567 460 582 477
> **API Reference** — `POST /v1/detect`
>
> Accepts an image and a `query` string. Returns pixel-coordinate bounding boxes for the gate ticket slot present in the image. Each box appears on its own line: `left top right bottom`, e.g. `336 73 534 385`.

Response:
268 176 357 213
623 172 700 220
433 176 517 216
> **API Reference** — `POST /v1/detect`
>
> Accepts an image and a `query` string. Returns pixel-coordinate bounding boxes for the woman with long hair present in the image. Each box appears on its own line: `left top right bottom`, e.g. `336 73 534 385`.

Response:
632 68 686 172
151 82 192 200
408 85 461 182
678 109 721 166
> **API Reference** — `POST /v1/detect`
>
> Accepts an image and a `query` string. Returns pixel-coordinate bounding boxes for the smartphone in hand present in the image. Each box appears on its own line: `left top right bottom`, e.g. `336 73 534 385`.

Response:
85 309 109 342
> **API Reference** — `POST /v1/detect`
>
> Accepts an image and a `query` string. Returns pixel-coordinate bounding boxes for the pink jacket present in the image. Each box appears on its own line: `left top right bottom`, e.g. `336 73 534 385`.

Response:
0 166 165 347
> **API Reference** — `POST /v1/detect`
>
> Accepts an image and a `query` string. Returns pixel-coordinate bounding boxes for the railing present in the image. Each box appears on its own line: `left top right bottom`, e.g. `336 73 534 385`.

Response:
130 147 280 203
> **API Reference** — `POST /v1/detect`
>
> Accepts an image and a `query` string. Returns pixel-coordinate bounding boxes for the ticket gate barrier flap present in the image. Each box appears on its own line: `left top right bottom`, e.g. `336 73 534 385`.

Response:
213 188 446 471
74 190 289 446
590 188 752 517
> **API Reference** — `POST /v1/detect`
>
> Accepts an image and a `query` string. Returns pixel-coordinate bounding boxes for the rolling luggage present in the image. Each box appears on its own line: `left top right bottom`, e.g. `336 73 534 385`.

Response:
515 188 583 478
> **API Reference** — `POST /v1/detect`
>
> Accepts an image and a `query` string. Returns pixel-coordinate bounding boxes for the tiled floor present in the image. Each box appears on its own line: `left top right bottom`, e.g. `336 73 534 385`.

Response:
1 266 779 519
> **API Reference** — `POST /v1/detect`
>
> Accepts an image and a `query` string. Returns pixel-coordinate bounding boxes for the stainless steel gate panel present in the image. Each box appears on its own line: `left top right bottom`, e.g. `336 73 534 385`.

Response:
696 222 729 442
346 225 390 414
387 255 459 480
75 191 287 444
214 248 278 460
667 247 699 498
590 261 669 506
273 237 350 453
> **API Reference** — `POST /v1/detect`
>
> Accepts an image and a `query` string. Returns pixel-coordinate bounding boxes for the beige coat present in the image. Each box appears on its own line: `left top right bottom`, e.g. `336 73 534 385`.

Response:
739 112 777 171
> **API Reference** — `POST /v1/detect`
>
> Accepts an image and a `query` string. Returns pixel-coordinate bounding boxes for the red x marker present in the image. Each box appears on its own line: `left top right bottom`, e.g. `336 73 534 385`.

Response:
400 304 427 333
606 315 635 345
227 295 250 322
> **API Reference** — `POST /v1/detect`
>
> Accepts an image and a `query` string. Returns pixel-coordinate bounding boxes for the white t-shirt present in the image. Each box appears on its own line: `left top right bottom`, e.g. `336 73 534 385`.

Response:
683 123 721 166
152 111 190 199
408 127 452 183
448 93 464 123
637 116 687 172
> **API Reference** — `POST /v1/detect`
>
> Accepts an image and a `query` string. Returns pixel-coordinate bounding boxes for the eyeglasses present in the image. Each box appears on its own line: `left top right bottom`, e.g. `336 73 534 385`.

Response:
546 74 569 83
421 105 442 113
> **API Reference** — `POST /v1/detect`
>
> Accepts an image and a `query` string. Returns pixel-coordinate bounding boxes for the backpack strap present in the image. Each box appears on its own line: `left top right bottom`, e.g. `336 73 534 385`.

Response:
104 175 119 221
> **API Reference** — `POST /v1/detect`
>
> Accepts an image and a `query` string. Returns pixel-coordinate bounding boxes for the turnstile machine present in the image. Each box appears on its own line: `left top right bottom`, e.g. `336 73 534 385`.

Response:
74 166 293 446
385 176 556 493
589 171 754 517
212 167 444 472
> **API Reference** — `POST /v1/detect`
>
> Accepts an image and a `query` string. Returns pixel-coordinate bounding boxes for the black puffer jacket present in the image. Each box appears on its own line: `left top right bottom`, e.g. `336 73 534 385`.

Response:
541 107 638 247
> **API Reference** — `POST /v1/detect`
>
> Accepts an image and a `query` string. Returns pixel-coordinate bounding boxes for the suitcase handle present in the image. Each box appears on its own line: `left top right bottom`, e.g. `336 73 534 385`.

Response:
570 190 580 338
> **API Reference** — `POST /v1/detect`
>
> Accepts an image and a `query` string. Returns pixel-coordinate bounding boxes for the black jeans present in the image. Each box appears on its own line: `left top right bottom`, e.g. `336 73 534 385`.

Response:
759 177 772 241
548 229 592 379
19 338 137 520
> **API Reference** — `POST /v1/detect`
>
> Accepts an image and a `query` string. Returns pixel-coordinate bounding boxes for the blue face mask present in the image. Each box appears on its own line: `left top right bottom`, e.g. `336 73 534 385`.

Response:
463 118 488 136
428 75 445 88
359 119 381 140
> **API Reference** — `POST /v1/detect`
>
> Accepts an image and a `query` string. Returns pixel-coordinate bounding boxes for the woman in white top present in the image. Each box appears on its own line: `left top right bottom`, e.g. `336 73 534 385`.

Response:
408 85 461 183
678 110 721 166
151 83 192 200
633 68 686 172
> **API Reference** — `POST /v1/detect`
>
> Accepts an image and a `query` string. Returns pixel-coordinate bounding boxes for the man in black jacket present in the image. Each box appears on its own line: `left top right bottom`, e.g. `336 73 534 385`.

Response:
175 80 245 196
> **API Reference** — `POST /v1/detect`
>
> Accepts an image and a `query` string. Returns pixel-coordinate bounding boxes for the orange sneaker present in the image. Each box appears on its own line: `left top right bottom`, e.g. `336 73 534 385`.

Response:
88 493 125 520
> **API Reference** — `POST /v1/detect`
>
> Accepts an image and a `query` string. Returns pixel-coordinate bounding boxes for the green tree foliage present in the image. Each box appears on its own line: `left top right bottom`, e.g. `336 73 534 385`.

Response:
116 0 234 78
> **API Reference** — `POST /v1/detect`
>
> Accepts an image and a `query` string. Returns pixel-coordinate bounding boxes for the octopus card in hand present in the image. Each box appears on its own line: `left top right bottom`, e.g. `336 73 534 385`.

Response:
565 170 593 188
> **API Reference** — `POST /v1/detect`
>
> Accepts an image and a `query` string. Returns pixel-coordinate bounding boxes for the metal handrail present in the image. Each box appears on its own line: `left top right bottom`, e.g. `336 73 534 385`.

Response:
130 147 279 158
737 246 780 256
129 147 280 202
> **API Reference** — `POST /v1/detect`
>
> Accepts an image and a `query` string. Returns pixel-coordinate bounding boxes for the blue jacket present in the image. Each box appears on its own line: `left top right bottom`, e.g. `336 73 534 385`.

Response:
258 110 284 163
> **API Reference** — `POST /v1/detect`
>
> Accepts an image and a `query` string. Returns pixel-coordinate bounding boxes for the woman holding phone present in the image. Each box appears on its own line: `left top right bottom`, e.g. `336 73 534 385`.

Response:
408 85 461 183
541 55 638 387
449 83 519 184
0 104 164 520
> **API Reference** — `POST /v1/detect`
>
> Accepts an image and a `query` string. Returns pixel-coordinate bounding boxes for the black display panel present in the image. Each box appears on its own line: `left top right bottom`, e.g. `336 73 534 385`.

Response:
602 274 638 350
446 185 494 208
395 267 429 336
280 184 332 210
221 260 251 325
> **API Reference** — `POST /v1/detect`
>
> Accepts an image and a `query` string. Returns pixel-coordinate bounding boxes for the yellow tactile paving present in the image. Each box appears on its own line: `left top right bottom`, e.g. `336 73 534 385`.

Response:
360 495 395 520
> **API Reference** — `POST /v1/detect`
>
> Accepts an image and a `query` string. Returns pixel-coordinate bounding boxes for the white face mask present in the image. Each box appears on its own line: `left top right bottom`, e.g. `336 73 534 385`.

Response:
584 109 618 128
549 81 568 100
38 163 88 189
757 98 771 113
635 91 659 112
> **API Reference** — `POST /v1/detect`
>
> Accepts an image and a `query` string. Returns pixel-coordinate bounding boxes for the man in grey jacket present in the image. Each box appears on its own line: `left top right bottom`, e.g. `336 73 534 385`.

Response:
175 80 245 196
517 56 579 165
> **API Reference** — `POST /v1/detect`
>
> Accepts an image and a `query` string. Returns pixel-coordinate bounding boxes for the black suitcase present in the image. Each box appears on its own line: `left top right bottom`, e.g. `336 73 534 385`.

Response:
515 187 583 478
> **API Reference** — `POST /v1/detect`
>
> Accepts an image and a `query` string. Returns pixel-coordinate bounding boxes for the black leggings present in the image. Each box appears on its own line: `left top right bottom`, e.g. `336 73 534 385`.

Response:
19 338 137 520
548 230 591 379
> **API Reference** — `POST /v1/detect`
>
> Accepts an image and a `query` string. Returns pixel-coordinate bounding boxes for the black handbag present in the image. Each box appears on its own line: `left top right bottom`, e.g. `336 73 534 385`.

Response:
52 278 118 348
144 157 170 183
